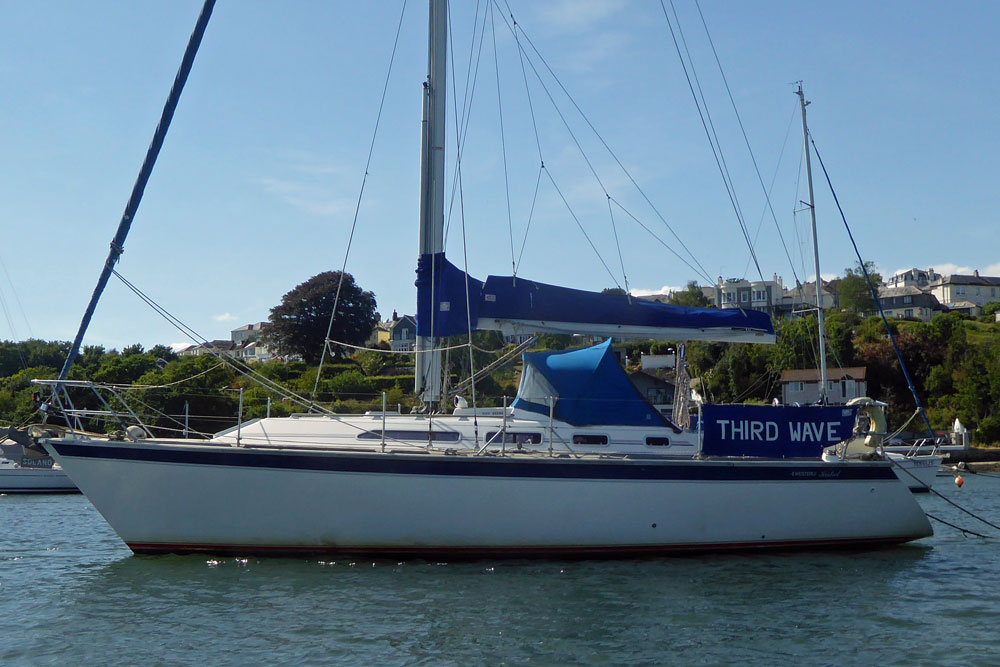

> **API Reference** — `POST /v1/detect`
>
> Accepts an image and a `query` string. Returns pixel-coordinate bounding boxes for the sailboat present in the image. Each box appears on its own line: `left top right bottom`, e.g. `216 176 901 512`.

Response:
35 1 931 556
0 427 79 494
690 84 942 492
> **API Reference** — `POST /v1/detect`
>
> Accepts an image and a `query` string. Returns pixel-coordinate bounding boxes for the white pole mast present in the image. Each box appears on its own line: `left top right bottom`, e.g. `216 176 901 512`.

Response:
797 82 828 403
415 0 447 407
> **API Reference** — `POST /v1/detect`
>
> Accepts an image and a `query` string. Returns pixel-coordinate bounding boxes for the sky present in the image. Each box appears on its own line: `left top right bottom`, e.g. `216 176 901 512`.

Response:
1 0 998 352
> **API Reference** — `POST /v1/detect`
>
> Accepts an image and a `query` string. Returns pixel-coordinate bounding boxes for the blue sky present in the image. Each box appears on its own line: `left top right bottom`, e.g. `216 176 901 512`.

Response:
1 1 998 351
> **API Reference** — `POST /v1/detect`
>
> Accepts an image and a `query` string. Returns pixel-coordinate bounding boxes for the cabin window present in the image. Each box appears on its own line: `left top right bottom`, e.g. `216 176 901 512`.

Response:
572 434 608 445
357 429 460 442
646 437 671 446
484 431 542 445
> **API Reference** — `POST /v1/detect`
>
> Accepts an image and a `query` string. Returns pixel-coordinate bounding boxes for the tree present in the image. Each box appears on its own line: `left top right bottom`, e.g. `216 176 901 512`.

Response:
837 261 883 314
601 287 627 295
264 271 378 364
669 281 711 308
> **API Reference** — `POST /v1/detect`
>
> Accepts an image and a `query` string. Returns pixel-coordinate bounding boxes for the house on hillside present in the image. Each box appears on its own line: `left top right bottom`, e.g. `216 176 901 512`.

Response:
368 321 391 348
926 271 1000 308
388 312 417 352
231 321 276 362
780 367 867 406
877 286 942 322
178 340 236 358
886 267 942 289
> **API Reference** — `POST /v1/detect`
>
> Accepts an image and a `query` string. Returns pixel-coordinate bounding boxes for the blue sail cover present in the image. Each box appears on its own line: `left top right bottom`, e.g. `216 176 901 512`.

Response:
700 404 859 458
415 252 774 342
511 339 673 427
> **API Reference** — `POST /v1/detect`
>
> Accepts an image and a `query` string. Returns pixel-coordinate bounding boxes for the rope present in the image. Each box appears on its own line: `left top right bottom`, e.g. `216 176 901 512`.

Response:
312 0 408 402
925 512 988 539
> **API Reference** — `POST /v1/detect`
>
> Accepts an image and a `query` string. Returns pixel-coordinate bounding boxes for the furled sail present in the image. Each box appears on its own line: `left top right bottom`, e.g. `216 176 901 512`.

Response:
416 253 775 343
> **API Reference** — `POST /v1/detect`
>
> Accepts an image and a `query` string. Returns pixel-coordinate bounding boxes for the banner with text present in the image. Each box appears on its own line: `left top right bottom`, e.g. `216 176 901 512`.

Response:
701 404 859 458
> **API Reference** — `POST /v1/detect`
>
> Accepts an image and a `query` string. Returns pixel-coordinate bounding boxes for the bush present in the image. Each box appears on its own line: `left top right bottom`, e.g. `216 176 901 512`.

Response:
975 415 1000 445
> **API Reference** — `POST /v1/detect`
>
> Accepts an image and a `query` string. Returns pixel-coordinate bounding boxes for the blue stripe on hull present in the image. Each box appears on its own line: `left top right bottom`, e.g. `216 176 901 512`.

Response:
49 441 898 482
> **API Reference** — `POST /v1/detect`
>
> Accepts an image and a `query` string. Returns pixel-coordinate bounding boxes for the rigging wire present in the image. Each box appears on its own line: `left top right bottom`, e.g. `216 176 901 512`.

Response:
694 0 800 284
497 1 712 285
488 2 516 278
607 196 714 281
544 169 622 289
742 102 801 283
312 0 409 402
112 270 325 413
807 134 935 436
0 253 33 340
658 0 762 282
444 0 488 246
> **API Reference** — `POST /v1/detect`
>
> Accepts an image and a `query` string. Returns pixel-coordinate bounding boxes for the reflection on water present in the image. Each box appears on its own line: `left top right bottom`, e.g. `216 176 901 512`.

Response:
1 478 999 665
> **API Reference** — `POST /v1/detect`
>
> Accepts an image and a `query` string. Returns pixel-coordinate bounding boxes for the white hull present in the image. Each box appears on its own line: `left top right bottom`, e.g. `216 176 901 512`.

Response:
0 465 79 494
44 436 931 556
887 453 942 493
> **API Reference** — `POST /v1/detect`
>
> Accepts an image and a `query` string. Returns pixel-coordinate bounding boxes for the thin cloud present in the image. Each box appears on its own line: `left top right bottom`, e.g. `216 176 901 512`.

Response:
212 312 238 323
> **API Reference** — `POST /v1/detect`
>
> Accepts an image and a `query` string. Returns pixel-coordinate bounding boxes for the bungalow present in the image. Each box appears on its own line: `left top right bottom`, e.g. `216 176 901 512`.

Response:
780 367 867 406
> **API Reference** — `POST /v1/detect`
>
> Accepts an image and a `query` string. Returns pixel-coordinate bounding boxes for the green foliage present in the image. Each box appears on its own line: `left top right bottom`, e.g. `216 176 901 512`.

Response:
0 339 68 377
669 281 712 308
534 334 577 351
264 271 378 364
838 261 883 314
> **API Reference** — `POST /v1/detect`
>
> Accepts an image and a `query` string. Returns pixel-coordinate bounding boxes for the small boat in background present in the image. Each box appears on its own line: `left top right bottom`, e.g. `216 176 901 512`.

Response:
0 428 78 494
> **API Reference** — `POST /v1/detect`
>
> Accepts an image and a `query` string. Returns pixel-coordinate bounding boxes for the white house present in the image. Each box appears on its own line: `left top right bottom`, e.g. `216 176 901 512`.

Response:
780 367 867 406
926 271 1000 308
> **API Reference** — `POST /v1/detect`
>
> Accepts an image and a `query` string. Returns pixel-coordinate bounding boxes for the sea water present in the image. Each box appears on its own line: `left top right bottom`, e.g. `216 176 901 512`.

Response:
2 475 1000 665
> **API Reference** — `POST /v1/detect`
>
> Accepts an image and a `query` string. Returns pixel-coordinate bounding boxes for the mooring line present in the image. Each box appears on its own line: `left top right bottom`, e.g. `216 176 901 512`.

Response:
925 512 988 539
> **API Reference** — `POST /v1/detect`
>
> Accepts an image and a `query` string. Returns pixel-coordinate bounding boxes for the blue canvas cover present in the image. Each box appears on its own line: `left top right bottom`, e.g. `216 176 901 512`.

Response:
415 252 775 340
700 403 859 458
511 339 673 427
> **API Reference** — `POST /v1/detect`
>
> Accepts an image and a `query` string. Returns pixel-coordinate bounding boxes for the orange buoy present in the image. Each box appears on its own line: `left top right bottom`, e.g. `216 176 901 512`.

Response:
955 475 965 488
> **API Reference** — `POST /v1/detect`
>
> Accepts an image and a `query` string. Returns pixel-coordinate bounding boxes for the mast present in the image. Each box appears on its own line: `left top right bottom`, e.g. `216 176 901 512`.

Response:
415 0 448 407
796 82 828 404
